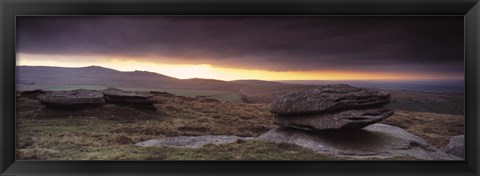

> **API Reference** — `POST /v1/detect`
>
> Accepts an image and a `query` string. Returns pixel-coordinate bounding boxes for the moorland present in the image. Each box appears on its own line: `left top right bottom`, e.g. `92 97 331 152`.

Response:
15 66 464 160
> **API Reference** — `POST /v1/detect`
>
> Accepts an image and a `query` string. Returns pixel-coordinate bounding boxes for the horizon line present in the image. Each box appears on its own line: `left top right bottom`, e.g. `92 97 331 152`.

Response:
16 64 465 82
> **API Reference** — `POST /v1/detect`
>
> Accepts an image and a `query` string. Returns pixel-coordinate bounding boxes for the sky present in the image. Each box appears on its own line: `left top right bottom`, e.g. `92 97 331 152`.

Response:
16 16 464 81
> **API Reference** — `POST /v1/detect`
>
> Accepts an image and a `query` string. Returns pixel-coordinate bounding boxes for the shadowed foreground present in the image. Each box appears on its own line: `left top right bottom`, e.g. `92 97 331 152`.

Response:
16 90 463 160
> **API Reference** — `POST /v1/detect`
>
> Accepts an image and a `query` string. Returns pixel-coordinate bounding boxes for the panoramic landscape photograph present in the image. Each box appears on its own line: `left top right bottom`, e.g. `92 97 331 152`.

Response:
15 16 464 160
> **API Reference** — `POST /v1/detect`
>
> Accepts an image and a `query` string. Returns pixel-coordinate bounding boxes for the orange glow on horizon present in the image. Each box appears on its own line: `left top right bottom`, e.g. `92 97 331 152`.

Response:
17 53 463 81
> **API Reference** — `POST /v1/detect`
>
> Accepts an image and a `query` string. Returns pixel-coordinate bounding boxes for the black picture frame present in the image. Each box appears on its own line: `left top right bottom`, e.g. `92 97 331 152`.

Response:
1 0 479 175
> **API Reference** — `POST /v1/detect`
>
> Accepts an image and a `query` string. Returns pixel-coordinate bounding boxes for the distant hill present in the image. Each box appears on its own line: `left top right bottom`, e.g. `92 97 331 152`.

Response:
19 66 168 90
16 65 317 103
16 65 316 104
16 66 252 91
231 80 288 86
18 66 315 91
16 65 464 115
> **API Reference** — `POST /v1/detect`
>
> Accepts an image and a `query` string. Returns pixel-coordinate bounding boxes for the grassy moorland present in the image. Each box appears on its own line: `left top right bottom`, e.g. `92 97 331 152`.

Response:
16 91 463 160
17 93 333 160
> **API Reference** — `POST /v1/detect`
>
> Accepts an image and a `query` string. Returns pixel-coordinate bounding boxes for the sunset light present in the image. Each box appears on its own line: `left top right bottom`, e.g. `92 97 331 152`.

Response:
17 53 462 81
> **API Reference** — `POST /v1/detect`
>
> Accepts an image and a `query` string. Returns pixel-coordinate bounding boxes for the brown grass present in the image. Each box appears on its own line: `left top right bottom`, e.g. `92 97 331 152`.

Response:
383 110 464 149
15 92 464 160
15 93 282 160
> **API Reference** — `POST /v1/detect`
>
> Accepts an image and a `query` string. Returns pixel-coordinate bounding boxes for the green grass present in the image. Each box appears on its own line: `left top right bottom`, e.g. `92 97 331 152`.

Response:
16 115 340 160
17 95 303 160
15 93 339 160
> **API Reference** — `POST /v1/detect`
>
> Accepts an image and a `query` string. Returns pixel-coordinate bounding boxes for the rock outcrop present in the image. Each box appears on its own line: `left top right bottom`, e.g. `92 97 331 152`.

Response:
444 135 464 159
270 84 391 115
102 88 156 110
37 88 158 110
257 124 461 160
270 84 393 130
38 89 105 109
20 89 46 99
136 135 253 148
261 84 460 160
149 91 175 97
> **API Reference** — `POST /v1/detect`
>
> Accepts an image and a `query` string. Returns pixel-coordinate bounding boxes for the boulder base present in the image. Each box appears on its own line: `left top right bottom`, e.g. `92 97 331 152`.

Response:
257 124 461 160
274 107 394 130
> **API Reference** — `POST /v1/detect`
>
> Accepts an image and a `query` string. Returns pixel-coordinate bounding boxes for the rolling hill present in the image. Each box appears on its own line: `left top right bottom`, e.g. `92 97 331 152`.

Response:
17 65 254 91
16 65 464 115
16 65 309 103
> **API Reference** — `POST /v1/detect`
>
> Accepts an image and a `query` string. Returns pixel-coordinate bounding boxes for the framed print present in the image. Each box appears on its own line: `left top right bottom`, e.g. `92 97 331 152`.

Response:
1 0 479 175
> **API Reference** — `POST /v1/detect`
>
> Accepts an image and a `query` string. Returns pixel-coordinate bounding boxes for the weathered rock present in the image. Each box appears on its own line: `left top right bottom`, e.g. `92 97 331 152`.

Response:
270 84 391 115
38 89 105 109
256 124 461 160
136 135 254 148
444 135 464 159
274 107 394 130
102 88 156 109
20 89 46 95
103 88 154 103
20 89 46 99
195 96 221 103
149 91 175 97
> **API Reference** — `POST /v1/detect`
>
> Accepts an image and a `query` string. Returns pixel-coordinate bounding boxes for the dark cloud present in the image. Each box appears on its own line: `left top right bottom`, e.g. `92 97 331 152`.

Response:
16 16 464 74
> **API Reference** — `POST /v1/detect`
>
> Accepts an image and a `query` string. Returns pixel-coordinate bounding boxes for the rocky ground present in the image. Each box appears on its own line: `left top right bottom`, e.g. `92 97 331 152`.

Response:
15 87 464 160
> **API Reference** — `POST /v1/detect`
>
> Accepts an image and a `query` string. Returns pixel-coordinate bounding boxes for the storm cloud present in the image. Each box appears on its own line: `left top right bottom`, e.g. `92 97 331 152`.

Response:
16 16 464 73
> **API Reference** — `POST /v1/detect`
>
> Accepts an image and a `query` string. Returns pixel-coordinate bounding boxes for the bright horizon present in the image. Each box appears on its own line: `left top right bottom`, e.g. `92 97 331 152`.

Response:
17 53 463 81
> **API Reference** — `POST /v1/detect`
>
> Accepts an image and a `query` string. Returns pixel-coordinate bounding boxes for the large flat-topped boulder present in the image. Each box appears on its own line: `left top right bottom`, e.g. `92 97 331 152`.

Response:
102 88 156 109
38 89 105 109
274 107 394 130
270 84 391 115
257 124 461 160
